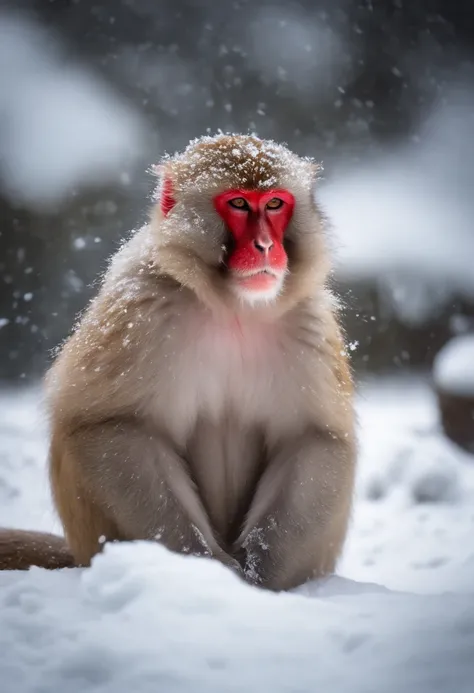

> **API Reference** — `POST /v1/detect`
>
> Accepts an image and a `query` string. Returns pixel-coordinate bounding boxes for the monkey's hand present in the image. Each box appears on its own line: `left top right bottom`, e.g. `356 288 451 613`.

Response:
234 430 355 592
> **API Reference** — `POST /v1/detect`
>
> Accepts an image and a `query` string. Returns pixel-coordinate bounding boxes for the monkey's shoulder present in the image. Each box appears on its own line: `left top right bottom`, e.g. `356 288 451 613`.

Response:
44 270 177 410
48 277 351 435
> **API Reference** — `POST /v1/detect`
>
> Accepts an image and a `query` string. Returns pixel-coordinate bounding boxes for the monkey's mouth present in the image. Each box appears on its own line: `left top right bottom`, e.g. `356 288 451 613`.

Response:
234 268 283 293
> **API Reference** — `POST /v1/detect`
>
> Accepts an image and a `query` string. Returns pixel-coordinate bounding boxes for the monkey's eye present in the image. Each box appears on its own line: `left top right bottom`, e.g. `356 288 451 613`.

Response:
228 197 249 210
266 197 284 210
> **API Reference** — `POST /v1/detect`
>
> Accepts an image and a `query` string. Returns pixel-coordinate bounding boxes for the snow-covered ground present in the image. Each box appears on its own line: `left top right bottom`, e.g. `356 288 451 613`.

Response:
1 376 474 692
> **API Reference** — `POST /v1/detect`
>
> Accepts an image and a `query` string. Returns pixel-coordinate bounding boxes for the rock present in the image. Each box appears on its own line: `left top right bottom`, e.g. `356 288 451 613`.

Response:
436 389 474 454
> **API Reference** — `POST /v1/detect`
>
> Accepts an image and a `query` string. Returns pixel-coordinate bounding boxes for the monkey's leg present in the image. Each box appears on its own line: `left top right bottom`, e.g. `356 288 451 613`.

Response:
235 431 355 591
51 420 240 572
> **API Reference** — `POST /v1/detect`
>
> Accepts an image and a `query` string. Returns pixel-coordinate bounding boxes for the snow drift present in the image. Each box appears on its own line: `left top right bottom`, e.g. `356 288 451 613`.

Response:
1 540 474 693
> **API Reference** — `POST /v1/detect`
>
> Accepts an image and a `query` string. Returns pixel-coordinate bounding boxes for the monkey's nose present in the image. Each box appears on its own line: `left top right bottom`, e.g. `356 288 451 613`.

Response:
254 238 274 253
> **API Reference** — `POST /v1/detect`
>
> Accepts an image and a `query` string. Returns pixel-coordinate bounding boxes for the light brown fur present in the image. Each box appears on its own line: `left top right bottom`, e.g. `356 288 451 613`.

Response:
0 135 356 590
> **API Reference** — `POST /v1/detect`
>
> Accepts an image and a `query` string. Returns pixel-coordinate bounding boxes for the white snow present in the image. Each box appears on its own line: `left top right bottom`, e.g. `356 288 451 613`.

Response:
433 334 474 396
321 153 474 293
0 11 147 208
1 377 474 691
246 7 349 98
73 238 87 251
320 88 474 320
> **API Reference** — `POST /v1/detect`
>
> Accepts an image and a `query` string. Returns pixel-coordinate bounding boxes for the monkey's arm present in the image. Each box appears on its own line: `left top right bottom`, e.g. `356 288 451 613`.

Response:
235 430 356 591
52 420 241 573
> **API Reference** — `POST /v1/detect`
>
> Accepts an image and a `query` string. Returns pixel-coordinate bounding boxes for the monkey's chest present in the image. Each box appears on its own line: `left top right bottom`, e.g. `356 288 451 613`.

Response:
158 313 305 442
154 313 310 539
187 416 265 541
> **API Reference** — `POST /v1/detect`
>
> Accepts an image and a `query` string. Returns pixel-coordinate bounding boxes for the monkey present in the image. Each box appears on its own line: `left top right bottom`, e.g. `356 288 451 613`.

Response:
0 134 357 591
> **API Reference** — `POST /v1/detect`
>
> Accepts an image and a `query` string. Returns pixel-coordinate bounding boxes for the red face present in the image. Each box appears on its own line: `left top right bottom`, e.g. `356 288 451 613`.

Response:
213 189 295 295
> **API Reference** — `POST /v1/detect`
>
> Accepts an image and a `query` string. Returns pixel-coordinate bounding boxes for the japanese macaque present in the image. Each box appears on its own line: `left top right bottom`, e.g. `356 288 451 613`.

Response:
0 134 357 591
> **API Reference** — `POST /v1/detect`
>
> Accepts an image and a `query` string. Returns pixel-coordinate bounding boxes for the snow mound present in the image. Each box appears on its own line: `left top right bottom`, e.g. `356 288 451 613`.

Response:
1 541 474 693
363 431 469 505
320 90 474 319
433 334 474 396
321 157 474 291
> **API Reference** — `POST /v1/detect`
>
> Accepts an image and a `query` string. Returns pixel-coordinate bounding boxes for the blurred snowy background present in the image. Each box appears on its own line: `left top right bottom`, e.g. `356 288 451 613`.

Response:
1 0 474 380
1 1 474 691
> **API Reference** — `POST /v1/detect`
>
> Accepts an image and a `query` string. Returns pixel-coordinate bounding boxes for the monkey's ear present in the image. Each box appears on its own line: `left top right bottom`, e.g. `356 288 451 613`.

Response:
150 164 176 216
160 178 176 216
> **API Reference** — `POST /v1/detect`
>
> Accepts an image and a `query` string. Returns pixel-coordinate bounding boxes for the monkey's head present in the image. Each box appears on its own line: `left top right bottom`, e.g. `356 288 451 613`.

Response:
151 134 329 313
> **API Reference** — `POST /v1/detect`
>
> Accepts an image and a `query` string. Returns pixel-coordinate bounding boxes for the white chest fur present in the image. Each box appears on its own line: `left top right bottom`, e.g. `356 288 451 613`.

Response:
154 308 310 443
